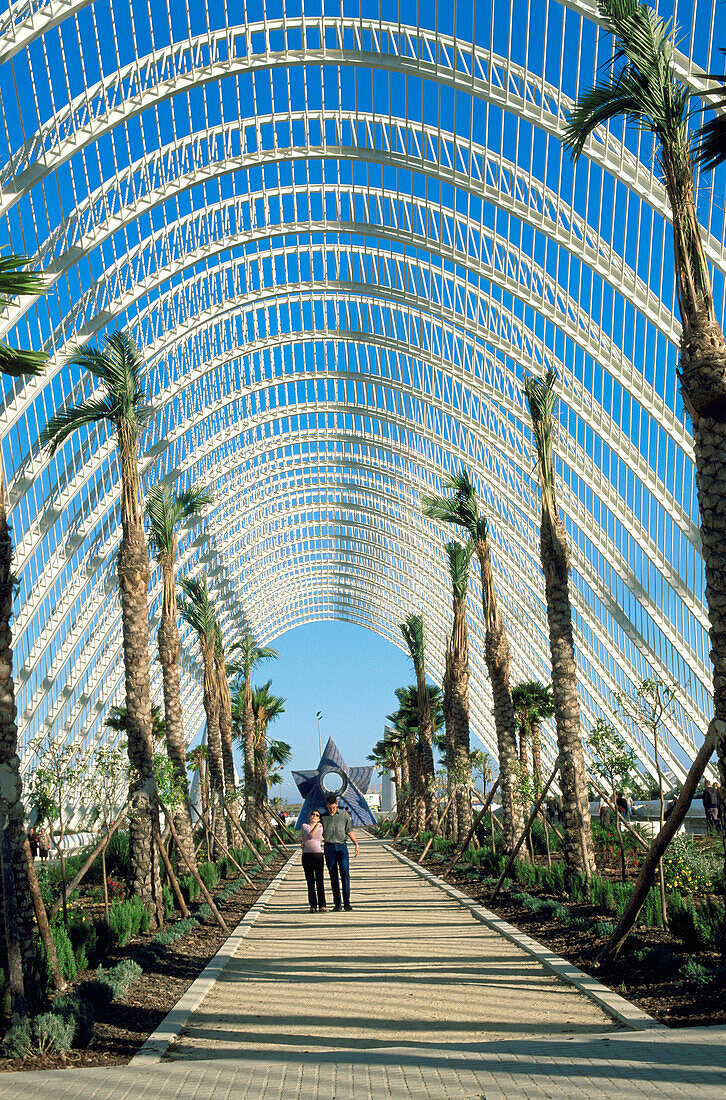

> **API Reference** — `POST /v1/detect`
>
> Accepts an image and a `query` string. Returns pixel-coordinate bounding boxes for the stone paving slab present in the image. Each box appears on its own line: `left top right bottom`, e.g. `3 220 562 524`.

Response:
0 834 725 1098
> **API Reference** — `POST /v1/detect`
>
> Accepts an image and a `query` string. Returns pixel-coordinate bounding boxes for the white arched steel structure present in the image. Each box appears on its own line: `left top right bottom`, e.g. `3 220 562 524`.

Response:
0 0 724 791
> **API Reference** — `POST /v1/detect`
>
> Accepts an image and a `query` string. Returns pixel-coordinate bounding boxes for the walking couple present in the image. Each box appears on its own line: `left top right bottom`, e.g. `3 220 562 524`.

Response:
300 794 360 912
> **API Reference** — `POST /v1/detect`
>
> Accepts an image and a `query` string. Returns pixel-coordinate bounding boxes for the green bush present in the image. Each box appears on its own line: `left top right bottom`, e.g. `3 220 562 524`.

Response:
49 993 95 1048
538 862 566 896
668 893 699 947
567 873 588 904
1 1012 75 1058
567 916 593 931
592 920 615 938
197 861 222 891
81 959 143 1007
539 898 569 921
512 860 537 889
663 835 721 894
103 897 151 948
694 898 725 952
681 957 714 989
180 873 201 904
162 885 175 920
42 922 78 985
590 875 615 912
196 903 212 923
1 1019 33 1058
638 886 663 929
611 882 634 918
34 867 53 908
65 912 107 970
151 916 200 947
104 830 131 879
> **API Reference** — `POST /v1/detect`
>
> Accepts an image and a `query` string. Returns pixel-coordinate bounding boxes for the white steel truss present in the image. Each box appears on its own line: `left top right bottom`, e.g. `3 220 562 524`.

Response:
0 0 723 795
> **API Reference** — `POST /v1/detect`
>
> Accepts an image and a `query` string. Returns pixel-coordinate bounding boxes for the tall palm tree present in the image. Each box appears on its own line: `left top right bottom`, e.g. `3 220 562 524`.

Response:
178 574 226 857
511 681 555 795
42 330 163 924
214 624 240 820
252 682 286 832
230 632 278 840
564 0 726 878
186 744 209 856
424 471 523 851
523 368 595 878
400 614 438 830
443 540 474 840
146 483 211 865
0 256 48 1007
369 731 404 808
266 738 293 795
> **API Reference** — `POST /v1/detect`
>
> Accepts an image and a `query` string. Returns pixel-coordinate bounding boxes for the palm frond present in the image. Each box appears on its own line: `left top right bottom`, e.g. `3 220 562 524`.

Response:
178 573 217 639
177 486 213 518
0 255 49 377
423 468 487 542
445 539 473 601
523 368 558 499
145 483 178 555
696 53 726 170
41 397 116 455
0 343 47 378
400 613 425 667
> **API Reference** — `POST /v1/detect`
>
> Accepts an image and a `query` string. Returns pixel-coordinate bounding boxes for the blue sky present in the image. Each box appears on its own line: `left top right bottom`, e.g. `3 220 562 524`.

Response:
233 620 413 801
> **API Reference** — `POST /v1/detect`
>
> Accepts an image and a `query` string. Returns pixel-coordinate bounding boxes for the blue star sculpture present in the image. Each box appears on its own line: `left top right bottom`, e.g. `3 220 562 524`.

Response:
293 737 376 828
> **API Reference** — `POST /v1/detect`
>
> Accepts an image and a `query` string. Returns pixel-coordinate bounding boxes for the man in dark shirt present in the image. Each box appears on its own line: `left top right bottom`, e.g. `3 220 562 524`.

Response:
703 780 719 835
321 794 360 911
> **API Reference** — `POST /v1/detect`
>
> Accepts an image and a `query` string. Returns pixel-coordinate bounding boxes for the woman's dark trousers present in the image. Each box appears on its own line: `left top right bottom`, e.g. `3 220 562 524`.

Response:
302 852 326 909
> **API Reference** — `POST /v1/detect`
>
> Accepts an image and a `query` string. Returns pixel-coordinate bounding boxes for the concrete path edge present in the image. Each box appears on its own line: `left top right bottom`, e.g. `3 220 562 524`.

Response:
130 851 299 1064
382 841 665 1031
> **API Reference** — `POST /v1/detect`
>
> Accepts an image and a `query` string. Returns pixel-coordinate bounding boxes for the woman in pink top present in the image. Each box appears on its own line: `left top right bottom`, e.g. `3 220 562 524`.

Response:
300 809 327 912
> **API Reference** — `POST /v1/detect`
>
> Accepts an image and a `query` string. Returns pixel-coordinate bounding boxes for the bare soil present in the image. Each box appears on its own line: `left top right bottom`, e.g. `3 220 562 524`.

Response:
0 852 288 1072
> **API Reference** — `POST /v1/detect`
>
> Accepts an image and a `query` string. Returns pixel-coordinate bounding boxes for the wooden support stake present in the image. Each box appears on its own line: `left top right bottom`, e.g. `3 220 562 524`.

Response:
157 798 229 933
418 792 455 863
491 761 559 901
208 828 255 888
23 836 65 992
49 802 130 922
395 796 425 837
224 803 266 867
154 830 189 918
446 780 500 873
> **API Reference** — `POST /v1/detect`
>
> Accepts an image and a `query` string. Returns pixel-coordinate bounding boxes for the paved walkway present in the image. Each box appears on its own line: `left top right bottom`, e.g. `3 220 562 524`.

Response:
1 834 726 1098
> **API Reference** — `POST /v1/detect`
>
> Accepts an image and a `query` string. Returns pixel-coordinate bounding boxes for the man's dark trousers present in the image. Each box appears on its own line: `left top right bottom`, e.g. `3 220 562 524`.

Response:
324 843 350 907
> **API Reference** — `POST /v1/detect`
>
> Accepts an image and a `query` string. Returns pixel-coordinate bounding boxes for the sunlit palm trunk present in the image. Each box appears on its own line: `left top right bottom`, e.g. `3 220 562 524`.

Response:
158 543 196 871
200 650 226 858
254 726 271 839
242 676 260 839
450 594 473 841
415 670 437 831
117 440 163 928
475 541 522 852
398 741 410 821
531 719 543 795
540 516 596 878
216 651 243 845
442 647 457 839
0 462 39 1005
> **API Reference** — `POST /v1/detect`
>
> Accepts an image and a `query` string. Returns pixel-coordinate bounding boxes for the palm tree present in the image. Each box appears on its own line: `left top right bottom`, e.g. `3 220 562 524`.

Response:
523 368 595 878
230 632 278 840
388 684 444 823
400 614 438 831
186 744 210 857
424 471 523 851
146 484 211 865
178 574 226 857
105 703 166 749
214 623 242 840
0 257 48 1008
564 0 726 881
369 729 405 813
251 680 285 836
511 681 555 795
42 330 163 925
443 540 474 841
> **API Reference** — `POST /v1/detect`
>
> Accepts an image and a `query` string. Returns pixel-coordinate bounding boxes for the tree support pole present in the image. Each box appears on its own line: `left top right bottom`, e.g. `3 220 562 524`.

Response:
22 836 65 993
395 796 425 837
0 813 26 1021
49 803 131 922
207 827 255 888
224 803 266 867
446 780 500 873
418 792 455 863
600 726 717 966
589 778 648 850
157 798 229 933
154 830 190 918
491 761 560 902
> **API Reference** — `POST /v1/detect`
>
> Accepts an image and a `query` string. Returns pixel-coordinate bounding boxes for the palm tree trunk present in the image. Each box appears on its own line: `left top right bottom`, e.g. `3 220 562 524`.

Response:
0 465 39 1004
531 718 543 795
157 594 196 872
415 668 438 831
216 655 243 845
450 597 473 841
519 725 528 772
398 742 410 822
476 541 522 852
540 515 596 879
200 649 226 859
242 676 259 839
442 643 457 840
254 728 271 839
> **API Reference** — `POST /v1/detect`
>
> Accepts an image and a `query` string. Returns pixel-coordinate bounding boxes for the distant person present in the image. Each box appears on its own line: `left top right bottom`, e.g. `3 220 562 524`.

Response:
321 794 360 911
665 794 678 821
703 781 720 836
615 791 629 820
300 809 326 913
28 826 39 860
599 801 613 830
38 829 50 862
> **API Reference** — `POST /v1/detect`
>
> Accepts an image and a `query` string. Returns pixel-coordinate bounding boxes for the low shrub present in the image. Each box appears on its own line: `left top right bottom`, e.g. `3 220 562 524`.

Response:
668 893 699 947
538 862 566 896
103 897 152 947
197 861 222 892
79 959 143 1008
512 860 538 890
592 920 615 938
196 903 213 923
151 916 200 947
65 912 107 970
663 835 720 894
611 882 634 918
590 875 615 912
567 916 593 931
681 957 714 989
1 1019 33 1058
180 873 201 905
567 873 588 904
539 898 569 921
1 1012 75 1058
104 830 131 879
41 922 78 987
162 885 175 920
694 898 725 952
34 867 53 908
49 993 95 1048
638 886 664 929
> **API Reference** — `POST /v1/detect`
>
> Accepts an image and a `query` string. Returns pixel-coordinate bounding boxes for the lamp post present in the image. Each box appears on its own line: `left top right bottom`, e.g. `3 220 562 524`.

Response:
316 710 323 758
